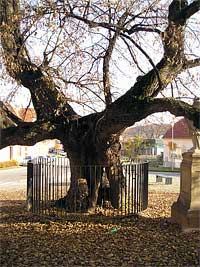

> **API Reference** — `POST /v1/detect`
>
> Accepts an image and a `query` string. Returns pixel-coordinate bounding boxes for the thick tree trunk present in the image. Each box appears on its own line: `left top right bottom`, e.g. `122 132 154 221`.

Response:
55 133 123 212
106 139 124 209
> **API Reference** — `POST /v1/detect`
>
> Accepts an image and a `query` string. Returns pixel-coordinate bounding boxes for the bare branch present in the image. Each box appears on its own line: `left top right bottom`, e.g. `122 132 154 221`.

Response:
126 26 161 35
0 120 57 149
169 0 200 24
98 97 200 139
103 12 127 106
183 0 200 19
120 32 163 96
0 0 199 155
183 58 200 69
63 11 118 31
0 101 23 126
121 37 145 74
0 0 76 120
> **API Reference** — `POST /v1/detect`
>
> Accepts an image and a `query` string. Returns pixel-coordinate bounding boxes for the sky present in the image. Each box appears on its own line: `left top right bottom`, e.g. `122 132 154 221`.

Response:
0 0 199 126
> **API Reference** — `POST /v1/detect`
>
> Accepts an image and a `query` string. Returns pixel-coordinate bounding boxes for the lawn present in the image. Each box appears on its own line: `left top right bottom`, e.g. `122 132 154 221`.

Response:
0 190 199 267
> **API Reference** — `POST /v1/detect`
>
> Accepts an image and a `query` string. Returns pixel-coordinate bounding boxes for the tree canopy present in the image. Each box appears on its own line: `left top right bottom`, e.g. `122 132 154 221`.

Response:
0 0 200 152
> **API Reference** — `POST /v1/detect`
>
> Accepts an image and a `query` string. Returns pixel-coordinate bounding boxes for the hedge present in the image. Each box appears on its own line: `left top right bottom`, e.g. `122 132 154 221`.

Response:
0 160 19 168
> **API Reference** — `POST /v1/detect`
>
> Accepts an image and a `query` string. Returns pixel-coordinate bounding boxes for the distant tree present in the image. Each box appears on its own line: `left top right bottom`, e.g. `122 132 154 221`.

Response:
0 0 200 211
123 135 144 160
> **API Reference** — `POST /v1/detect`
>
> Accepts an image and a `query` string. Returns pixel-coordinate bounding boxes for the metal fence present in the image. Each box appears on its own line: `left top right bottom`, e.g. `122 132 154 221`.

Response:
27 158 148 219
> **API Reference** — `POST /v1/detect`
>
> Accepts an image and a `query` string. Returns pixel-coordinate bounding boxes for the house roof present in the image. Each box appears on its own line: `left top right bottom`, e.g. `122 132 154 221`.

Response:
17 108 36 122
163 118 191 139
0 101 18 127
0 100 36 126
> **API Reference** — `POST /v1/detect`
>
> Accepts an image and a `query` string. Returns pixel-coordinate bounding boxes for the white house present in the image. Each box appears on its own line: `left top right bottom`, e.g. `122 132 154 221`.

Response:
0 108 59 163
0 140 59 162
163 118 193 168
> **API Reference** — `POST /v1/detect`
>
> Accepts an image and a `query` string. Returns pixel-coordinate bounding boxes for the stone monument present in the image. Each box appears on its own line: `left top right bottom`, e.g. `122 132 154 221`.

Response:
171 98 200 231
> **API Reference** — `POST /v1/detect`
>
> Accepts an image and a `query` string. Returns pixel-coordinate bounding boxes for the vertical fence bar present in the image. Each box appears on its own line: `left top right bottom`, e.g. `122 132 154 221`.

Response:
30 160 148 218
134 164 136 214
27 161 33 211
44 159 47 213
35 158 38 214
64 158 67 215
66 160 69 201
94 165 97 211
138 163 140 213
136 164 139 213
128 164 130 215
52 158 55 210
38 158 41 215
41 159 44 214
60 158 63 198
124 165 128 215
33 160 37 212
32 161 35 213
89 165 92 213
143 162 148 210
120 166 123 216
139 163 142 212
115 166 119 218
56 158 59 216
34 159 37 213
46 158 49 213
49 158 52 212
142 163 145 210
60 158 63 216
131 164 134 214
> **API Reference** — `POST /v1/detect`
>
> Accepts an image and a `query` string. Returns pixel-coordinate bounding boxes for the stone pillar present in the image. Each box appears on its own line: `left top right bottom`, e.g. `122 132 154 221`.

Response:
171 151 200 232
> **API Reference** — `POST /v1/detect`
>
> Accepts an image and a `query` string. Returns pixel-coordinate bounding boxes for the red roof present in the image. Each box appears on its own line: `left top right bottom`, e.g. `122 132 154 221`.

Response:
17 108 36 122
163 118 191 139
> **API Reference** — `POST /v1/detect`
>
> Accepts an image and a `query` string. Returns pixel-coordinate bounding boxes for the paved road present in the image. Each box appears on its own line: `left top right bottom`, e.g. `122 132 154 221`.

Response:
0 167 180 193
0 167 27 190
149 171 180 177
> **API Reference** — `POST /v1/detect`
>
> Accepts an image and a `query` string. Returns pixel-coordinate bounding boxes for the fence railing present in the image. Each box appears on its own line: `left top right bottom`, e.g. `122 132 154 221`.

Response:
27 158 148 219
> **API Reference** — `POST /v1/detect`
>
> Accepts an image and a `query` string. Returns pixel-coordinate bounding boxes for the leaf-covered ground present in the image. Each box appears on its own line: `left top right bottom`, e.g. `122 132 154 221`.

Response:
0 190 199 267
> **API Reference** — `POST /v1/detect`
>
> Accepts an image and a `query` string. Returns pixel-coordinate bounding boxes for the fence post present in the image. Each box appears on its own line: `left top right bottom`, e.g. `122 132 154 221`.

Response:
142 162 149 210
27 161 33 211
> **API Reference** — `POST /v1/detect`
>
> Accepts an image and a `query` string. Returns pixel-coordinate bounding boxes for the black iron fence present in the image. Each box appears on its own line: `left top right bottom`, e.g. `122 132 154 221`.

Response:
27 158 148 219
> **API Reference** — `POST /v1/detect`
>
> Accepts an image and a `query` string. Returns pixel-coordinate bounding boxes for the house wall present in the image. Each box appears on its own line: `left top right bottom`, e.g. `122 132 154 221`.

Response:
163 138 193 168
0 147 11 161
157 146 164 155
29 140 58 157
0 139 58 162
